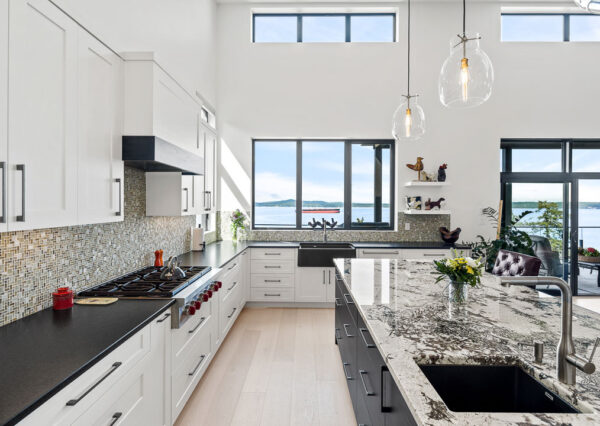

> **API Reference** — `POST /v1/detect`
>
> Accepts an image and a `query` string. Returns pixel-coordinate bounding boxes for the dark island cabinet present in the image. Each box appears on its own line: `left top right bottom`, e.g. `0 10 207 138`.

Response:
335 272 417 426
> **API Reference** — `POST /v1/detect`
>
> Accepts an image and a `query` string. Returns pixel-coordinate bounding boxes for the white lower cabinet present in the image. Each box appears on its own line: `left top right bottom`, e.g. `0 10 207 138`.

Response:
295 267 335 303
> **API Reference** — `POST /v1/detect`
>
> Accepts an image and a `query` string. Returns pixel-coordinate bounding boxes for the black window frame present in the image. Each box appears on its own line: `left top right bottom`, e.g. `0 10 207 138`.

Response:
251 139 395 231
501 13 600 42
252 13 397 43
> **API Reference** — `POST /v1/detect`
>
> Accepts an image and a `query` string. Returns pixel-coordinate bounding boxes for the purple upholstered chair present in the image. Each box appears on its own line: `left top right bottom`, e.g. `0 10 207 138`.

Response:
492 249 542 277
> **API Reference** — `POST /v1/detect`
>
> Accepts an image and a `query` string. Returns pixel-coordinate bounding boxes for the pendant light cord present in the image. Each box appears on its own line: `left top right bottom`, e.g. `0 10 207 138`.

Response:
462 0 466 36
407 0 411 97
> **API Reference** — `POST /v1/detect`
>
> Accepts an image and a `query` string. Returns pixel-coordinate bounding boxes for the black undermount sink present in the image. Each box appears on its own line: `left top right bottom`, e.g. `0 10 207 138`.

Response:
298 242 356 267
419 364 579 414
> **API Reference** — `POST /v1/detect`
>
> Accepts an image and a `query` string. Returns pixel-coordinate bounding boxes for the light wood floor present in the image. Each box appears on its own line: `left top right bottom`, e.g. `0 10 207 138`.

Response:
175 308 357 426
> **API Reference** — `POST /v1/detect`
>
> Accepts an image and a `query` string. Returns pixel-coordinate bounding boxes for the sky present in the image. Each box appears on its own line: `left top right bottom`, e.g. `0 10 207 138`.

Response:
502 14 600 42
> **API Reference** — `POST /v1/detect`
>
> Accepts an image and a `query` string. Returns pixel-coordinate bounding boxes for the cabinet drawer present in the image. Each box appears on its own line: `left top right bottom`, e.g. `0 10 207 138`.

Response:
220 282 242 338
220 270 242 305
250 287 294 302
357 248 402 258
21 325 150 425
172 325 212 418
172 299 212 365
250 274 294 288
251 260 295 274
221 258 242 280
402 249 451 259
251 248 295 260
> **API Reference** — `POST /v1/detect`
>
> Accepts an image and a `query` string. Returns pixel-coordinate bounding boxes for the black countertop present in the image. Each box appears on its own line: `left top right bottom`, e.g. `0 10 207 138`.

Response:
0 299 173 425
176 240 471 268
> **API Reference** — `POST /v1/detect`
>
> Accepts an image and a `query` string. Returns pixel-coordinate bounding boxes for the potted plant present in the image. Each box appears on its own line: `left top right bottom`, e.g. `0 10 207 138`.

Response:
433 253 484 304
578 247 600 263
230 209 248 241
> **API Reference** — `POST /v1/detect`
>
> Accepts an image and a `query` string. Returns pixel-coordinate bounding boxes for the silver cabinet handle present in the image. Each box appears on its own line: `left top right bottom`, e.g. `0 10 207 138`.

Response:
362 250 399 255
109 412 122 426
182 188 189 212
343 323 354 337
156 313 170 323
66 362 122 406
359 328 376 348
343 294 354 305
264 293 281 297
264 279 281 283
115 178 122 216
227 263 237 271
329 270 331 284
227 307 237 319
0 162 5 223
359 370 375 396
188 316 206 334
323 270 326 284
342 362 353 380
264 253 281 256
227 281 238 291
334 298 342 307
335 328 341 340
16 164 25 222
264 265 281 269
188 354 206 376
422 253 446 257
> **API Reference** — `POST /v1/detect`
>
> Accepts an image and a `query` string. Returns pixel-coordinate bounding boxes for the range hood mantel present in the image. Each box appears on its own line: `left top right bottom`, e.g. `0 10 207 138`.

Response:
122 136 204 175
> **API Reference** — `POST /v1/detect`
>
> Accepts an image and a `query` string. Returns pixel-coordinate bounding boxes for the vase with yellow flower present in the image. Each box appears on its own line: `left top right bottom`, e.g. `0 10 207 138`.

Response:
433 254 484 304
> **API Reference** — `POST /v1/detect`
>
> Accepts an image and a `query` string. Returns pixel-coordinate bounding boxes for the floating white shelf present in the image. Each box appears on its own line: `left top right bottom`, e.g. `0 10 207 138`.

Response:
404 181 450 187
404 209 451 215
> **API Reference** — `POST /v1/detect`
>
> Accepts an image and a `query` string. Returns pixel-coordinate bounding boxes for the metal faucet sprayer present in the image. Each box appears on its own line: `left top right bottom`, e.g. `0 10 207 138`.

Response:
500 276 599 385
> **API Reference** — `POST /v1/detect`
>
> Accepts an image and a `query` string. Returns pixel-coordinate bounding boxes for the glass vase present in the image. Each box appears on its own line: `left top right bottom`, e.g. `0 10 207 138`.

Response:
448 280 469 304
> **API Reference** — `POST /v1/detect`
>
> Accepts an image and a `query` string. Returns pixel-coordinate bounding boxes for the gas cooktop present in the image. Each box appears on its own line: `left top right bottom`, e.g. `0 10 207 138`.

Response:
79 265 211 298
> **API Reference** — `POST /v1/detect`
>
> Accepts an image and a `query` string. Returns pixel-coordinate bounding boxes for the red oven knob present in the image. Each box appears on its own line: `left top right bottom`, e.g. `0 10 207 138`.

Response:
216 281 222 289
194 300 201 310
202 293 209 302
212 283 219 292
206 290 213 298
187 305 196 315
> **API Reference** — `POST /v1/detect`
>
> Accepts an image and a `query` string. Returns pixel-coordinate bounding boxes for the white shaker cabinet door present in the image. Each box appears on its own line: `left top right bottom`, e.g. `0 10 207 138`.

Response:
8 0 78 231
0 0 7 232
296 267 327 303
77 29 124 225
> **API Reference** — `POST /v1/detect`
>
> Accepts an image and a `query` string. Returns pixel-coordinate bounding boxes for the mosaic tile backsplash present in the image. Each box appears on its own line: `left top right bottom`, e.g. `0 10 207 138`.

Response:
0 167 195 327
221 211 450 242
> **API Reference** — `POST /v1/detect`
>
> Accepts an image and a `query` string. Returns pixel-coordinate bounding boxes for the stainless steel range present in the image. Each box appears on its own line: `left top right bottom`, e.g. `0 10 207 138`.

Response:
79 260 221 328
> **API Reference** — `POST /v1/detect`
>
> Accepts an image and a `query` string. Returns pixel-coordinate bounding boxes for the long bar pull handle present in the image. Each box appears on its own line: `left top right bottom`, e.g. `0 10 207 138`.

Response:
343 323 354 337
342 362 353 380
182 188 189 212
227 281 238 291
188 355 206 376
329 270 331 284
359 370 375 396
264 293 281 297
343 294 354 305
264 265 281 269
264 253 281 256
323 270 325 284
0 162 5 223
188 316 206 334
359 328 376 348
115 178 122 216
422 253 446 257
16 164 25 222
66 362 122 406
334 298 342 307
363 250 399 255
109 412 122 426
264 279 281 283
156 313 171 323
227 263 237 271
227 307 237 319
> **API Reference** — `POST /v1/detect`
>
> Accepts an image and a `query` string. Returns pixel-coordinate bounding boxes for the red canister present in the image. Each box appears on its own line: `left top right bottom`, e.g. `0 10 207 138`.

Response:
53 287 74 310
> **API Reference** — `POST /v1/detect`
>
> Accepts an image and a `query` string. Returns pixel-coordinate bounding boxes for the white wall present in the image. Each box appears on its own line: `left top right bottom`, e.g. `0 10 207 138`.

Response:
217 1 600 242
52 0 218 105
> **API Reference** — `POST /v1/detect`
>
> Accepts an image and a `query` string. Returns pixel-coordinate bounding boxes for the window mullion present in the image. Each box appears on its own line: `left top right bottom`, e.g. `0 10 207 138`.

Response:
346 15 351 42
297 15 302 43
564 14 570 42
296 140 302 229
344 141 352 230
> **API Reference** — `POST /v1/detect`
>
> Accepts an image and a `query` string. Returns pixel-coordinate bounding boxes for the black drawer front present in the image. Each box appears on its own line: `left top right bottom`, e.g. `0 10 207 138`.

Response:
336 275 358 324
357 317 385 425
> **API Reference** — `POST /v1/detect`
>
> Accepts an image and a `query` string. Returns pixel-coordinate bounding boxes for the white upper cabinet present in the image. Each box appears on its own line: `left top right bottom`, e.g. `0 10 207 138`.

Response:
77 29 124 225
146 172 201 216
0 0 7 233
8 0 79 231
123 54 204 158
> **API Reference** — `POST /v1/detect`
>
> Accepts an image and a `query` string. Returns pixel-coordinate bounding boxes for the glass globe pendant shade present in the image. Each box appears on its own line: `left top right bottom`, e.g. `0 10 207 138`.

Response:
392 97 425 141
574 0 600 13
439 33 494 108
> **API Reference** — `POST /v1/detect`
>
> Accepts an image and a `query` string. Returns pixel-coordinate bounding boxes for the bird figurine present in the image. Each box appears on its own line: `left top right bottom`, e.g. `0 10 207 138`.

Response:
425 197 445 210
439 227 461 244
406 157 424 181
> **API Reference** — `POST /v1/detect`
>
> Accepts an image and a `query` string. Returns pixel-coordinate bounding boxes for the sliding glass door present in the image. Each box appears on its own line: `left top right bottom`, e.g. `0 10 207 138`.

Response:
574 179 600 295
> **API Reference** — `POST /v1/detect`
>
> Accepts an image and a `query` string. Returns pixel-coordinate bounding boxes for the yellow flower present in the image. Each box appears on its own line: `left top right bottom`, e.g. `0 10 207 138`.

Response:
466 266 474 274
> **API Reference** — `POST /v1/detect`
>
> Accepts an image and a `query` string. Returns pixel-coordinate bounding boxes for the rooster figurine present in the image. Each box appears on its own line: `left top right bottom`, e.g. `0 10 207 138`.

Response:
439 227 462 244
406 157 424 181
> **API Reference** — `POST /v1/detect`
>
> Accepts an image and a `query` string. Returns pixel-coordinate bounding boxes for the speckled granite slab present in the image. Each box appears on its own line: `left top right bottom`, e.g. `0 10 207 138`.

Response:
334 258 600 425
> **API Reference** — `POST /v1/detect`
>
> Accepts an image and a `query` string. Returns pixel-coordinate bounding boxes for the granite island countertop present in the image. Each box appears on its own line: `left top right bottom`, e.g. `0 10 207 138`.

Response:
334 258 600 425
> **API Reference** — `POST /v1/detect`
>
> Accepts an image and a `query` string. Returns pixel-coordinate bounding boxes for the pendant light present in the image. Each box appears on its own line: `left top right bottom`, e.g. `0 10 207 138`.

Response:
392 0 425 141
574 0 600 13
439 0 494 108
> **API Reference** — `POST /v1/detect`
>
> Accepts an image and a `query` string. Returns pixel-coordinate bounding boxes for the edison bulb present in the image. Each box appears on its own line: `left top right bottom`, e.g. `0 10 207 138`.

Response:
439 33 494 108
392 98 425 141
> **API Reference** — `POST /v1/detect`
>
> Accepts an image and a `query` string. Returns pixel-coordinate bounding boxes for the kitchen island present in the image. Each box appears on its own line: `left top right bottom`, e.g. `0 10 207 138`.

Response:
334 258 600 425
